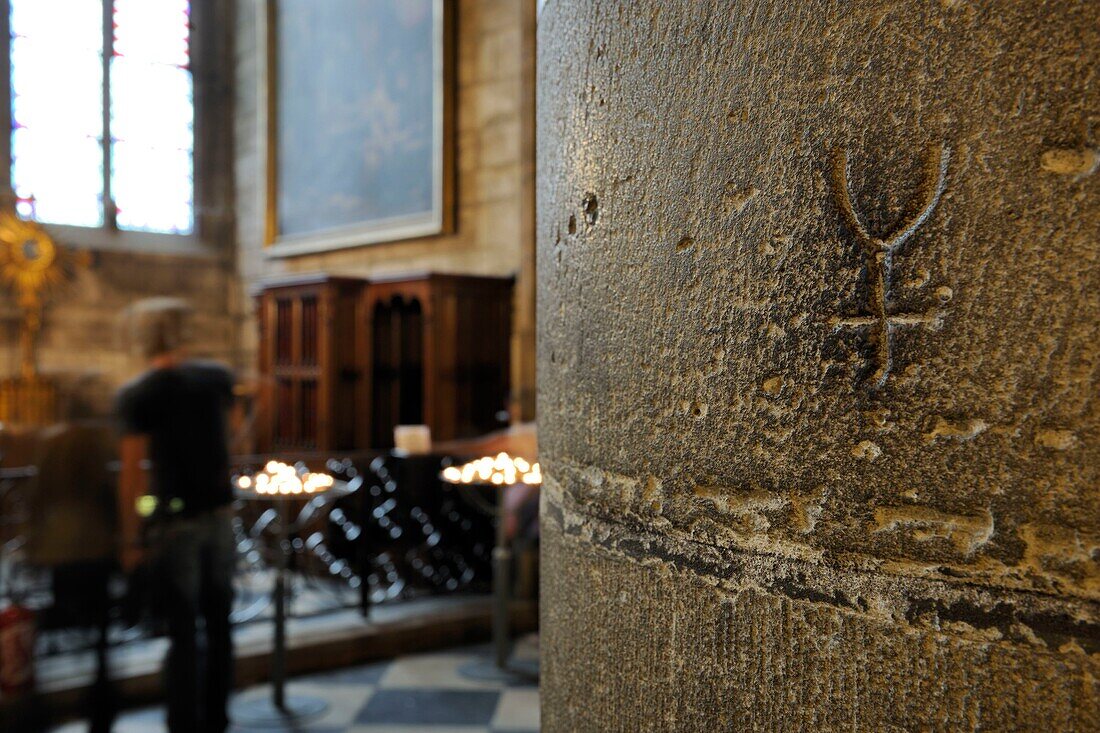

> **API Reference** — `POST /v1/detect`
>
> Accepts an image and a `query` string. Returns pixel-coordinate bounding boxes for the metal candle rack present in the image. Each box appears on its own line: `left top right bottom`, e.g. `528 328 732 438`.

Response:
230 461 357 728
441 453 540 681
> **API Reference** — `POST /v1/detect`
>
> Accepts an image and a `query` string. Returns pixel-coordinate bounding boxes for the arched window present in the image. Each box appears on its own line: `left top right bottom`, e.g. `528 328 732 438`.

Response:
6 0 194 234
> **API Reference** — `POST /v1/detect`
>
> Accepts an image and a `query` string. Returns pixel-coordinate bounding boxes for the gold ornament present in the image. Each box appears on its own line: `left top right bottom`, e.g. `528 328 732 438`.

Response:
0 207 89 378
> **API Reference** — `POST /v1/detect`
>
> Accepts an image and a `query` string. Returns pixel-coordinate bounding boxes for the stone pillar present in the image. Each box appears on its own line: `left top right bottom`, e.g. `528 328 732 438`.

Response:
537 1 1098 730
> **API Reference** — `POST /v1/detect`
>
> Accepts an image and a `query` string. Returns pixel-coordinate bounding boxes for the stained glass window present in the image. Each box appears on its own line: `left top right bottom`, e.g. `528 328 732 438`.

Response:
9 0 194 235
10 0 104 227
111 0 194 233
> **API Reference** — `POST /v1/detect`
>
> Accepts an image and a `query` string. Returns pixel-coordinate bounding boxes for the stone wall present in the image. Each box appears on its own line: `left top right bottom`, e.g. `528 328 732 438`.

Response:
0 251 240 417
538 0 1098 730
234 0 538 421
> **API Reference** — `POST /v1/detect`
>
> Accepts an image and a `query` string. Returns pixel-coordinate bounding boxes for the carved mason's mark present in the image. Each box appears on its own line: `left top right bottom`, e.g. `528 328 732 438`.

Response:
829 142 951 388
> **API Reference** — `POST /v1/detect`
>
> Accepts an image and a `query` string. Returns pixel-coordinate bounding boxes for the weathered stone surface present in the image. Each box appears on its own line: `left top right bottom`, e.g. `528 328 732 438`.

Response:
537 0 1099 729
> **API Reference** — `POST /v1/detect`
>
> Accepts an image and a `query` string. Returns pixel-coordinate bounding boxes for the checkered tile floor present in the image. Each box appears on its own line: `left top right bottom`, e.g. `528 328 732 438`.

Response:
51 635 540 732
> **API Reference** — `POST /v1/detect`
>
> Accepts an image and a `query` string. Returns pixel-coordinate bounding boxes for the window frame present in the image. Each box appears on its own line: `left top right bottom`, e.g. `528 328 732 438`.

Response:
0 0 214 256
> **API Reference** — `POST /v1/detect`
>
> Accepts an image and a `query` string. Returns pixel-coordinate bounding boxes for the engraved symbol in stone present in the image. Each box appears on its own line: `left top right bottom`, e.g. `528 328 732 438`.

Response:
829 143 951 388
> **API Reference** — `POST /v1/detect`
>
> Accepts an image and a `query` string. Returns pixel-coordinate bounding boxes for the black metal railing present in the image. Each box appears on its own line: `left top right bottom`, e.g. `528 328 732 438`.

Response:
0 451 496 659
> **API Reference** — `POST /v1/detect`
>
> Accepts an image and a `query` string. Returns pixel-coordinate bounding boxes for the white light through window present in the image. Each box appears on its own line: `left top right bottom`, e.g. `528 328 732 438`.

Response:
9 0 194 235
10 0 104 227
111 0 194 233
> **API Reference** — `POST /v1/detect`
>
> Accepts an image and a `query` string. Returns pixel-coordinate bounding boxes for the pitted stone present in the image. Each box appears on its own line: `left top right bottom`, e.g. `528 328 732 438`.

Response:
538 0 1099 730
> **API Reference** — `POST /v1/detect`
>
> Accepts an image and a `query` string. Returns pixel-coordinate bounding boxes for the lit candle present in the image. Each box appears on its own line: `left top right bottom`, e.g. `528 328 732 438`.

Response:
441 454 542 486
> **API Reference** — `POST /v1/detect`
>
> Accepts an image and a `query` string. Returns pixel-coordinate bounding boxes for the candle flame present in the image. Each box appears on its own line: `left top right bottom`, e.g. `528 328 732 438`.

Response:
440 453 541 486
237 460 336 496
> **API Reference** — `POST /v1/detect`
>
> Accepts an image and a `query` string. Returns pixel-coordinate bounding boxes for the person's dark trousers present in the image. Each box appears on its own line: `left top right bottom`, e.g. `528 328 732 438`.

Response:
52 560 117 733
157 508 235 733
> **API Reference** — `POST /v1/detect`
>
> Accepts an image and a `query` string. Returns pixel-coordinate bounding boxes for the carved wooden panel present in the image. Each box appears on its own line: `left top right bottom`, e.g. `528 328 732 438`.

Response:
358 273 514 448
255 275 365 453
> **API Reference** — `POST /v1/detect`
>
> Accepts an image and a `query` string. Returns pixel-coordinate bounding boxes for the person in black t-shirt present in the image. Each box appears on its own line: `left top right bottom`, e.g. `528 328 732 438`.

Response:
116 298 236 733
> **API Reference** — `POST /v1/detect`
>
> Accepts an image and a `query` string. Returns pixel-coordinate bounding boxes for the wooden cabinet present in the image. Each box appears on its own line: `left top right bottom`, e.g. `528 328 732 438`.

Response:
255 275 364 452
255 273 513 453
360 273 514 447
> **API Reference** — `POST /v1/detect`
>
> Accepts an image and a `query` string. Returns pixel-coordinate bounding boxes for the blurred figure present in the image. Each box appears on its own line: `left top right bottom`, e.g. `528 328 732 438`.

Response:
434 423 541 601
115 298 236 733
502 481 539 602
26 421 118 733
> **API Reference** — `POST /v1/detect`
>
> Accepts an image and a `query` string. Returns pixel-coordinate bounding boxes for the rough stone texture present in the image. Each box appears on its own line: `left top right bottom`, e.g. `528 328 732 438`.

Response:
537 0 1098 730
234 0 539 420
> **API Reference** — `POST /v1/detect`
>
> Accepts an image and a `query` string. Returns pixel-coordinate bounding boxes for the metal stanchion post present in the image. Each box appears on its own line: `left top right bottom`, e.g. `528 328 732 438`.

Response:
452 467 538 685
272 498 287 709
444 454 539 684
492 483 512 669
232 473 335 728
